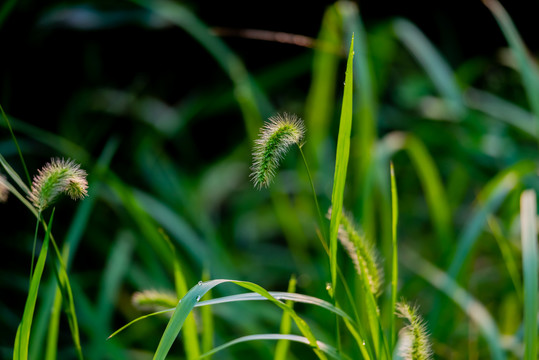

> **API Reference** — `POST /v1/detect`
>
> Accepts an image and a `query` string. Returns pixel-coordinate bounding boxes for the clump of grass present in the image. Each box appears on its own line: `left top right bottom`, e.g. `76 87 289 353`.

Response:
396 301 432 360
28 158 88 212
251 113 305 189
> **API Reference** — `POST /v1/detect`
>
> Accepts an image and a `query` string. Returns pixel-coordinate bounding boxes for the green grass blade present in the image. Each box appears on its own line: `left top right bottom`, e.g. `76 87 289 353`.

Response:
274 275 296 360
0 153 31 197
151 280 328 360
329 35 354 292
0 174 37 216
393 18 464 118
401 248 506 360
0 104 31 186
200 268 213 357
160 229 200 360
379 132 453 255
483 0 539 128
520 190 538 359
389 162 398 350
304 3 341 167
338 2 377 196
200 334 349 360
14 209 54 360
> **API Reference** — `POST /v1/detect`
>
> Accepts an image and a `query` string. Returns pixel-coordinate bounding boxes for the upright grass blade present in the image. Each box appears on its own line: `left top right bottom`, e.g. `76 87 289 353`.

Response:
392 18 464 118
200 268 214 357
13 209 54 360
520 190 538 360
304 3 341 168
378 132 453 255
142 280 329 360
483 0 539 132
389 162 398 350
338 2 377 201
329 35 354 293
401 248 506 360
160 229 200 360
200 334 348 360
274 275 296 360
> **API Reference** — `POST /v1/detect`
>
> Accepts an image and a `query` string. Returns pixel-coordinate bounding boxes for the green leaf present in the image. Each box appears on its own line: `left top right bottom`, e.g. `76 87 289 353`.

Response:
14 209 54 360
200 334 349 360
329 35 354 292
520 190 538 360
389 162 398 350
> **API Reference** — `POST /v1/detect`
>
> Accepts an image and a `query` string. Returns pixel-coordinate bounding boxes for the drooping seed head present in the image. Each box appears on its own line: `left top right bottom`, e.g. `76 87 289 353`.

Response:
251 113 305 189
0 174 8 203
29 158 88 212
396 301 433 360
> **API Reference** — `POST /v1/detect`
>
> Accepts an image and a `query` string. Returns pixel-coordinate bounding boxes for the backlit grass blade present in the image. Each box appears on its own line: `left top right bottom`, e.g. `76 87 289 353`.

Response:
401 248 506 360
274 275 296 360
483 0 539 128
160 229 200 360
389 162 398 350
329 35 354 292
0 153 31 197
378 132 453 254
304 4 341 167
130 280 330 360
14 209 54 360
338 2 377 197
199 334 349 360
393 18 464 118
520 190 538 359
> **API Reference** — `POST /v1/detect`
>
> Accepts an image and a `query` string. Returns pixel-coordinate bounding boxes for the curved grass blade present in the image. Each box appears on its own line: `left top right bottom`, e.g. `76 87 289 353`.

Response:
393 18 464 118
329 35 354 293
131 280 334 360
483 0 539 129
199 334 349 360
520 190 538 359
14 209 54 360
401 248 506 360
274 276 296 360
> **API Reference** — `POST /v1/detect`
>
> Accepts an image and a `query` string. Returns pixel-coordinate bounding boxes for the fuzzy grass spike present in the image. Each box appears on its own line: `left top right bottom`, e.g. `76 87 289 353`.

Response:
0 174 8 202
396 301 432 360
251 113 305 189
333 209 383 297
29 158 88 212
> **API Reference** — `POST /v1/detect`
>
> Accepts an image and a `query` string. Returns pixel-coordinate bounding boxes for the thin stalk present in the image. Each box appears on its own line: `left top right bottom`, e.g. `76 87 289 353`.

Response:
298 145 327 243
389 162 398 350
0 104 31 186
30 211 41 280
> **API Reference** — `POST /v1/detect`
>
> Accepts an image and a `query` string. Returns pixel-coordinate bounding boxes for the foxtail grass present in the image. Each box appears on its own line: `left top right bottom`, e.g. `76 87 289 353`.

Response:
396 301 432 360
251 113 305 189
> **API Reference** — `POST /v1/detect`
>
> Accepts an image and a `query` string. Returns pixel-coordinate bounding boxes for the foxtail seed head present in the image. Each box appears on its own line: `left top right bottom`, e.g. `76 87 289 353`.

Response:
132 289 178 311
0 174 8 202
331 208 383 297
396 301 433 360
29 158 88 212
251 113 305 189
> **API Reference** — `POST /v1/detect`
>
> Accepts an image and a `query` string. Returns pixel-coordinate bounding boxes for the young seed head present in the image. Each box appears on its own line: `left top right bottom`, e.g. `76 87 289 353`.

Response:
29 158 88 212
132 289 178 311
396 301 433 360
0 174 8 202
331 208 384 297
251 113 305 189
